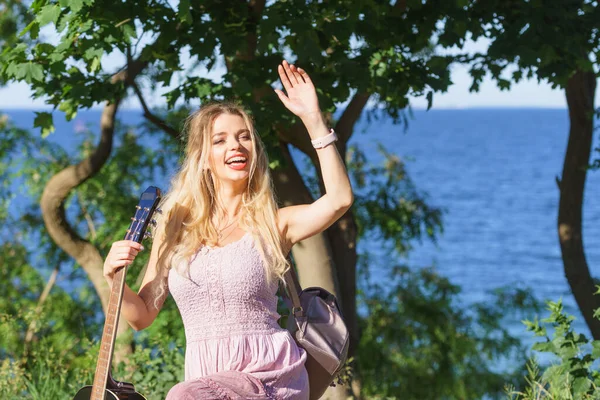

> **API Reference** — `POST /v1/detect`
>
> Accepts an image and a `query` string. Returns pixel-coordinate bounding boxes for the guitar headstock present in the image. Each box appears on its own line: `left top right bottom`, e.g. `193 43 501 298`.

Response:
124 186 162 243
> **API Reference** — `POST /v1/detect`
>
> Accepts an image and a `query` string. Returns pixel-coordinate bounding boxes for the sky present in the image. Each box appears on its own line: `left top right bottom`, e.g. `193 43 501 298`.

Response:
1 36 598 110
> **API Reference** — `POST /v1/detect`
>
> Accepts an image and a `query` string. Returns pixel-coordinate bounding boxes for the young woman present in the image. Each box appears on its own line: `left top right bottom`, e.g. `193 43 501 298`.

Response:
103 60 353 399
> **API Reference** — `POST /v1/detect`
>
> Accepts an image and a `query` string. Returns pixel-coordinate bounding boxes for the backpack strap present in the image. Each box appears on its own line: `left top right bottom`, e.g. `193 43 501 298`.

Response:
280 256 305 318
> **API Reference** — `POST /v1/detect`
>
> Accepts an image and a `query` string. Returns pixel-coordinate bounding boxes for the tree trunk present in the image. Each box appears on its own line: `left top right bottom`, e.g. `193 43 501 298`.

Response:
559 67 599 338
272 142 354 399
39 100 133 363
272 91 369 398
272 142 340 295
327 210 358 355
40 101 120 313
39 59 148 366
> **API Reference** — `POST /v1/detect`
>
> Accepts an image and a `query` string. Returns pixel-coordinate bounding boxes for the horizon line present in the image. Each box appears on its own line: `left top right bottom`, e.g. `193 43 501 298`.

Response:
0 105 571 112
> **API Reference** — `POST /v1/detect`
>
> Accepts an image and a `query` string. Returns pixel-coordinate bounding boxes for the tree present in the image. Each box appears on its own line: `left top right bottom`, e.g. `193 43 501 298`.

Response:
0 0 31 52
0 0 475 397
0 116 186 399
453 0 600 338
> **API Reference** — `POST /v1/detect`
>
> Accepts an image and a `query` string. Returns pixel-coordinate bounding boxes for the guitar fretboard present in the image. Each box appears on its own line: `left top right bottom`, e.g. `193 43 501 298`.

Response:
91 261 128 399
91 204 151 399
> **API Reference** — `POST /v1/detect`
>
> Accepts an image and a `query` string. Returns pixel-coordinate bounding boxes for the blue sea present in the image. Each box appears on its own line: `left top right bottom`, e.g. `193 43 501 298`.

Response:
4 107 599 349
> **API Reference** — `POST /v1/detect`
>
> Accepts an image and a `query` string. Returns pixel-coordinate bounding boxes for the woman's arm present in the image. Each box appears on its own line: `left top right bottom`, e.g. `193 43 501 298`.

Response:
104 234 168 331
274 60 354 246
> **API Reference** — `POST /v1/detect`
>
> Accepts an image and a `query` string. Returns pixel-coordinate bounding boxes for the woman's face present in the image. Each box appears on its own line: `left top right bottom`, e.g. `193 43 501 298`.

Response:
208 112 253 185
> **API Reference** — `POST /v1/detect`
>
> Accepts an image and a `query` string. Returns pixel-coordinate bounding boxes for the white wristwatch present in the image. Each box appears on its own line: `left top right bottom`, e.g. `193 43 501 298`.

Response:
311 129 338 149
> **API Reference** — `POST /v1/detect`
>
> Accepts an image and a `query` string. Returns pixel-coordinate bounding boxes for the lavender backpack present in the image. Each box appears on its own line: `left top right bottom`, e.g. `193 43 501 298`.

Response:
282 265 350 400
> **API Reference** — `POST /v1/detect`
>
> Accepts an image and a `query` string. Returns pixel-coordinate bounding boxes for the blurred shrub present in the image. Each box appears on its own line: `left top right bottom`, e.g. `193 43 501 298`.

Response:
507 298 600 400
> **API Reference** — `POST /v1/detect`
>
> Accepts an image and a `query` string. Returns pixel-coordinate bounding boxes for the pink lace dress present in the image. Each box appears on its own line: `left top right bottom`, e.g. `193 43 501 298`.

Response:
165 232 309 400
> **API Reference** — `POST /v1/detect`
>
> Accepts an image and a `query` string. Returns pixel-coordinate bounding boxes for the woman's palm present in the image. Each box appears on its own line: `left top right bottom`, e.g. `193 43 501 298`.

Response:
274 61 320 118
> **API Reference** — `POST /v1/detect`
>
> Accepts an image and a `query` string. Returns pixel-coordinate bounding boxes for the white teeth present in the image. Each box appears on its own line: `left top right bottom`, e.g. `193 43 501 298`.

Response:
226 157 247 164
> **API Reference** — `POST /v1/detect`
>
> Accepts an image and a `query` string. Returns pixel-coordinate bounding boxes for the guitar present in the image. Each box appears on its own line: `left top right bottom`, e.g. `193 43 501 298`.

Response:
73 186 162 400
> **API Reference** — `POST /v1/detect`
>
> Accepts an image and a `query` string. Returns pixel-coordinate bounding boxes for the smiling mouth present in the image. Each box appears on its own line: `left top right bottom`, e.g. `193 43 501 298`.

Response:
225 157 248 165
225 156 248 171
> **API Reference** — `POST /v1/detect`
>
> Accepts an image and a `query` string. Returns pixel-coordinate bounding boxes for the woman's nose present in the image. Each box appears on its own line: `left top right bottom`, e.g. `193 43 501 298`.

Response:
228 138 241 150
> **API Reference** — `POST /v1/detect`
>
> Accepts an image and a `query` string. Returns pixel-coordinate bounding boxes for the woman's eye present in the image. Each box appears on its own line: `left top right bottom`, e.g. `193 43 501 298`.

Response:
213 139 225 145
240 134 251 140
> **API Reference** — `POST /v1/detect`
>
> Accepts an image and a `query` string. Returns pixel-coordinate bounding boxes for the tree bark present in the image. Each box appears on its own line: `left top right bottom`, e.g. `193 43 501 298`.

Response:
39 101 136 362
327 92 369 359
559 67 599 338
327 211 358 354
40 100 120 315
272 142 339 295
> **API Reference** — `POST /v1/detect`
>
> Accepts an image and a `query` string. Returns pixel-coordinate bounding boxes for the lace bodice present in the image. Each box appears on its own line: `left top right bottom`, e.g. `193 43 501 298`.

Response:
167 232 283 342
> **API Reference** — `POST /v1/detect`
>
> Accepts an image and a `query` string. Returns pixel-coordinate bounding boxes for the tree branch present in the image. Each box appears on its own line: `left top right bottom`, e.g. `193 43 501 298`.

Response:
243 0 266 60
224 0 266 72
132 79 180 139
335 92 371 144
394 0 407 12
78 194 97 240
21 265 59 363
275 121 314 155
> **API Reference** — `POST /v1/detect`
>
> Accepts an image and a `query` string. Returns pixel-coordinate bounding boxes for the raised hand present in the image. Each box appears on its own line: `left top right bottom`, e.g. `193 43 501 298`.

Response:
274 60 321 121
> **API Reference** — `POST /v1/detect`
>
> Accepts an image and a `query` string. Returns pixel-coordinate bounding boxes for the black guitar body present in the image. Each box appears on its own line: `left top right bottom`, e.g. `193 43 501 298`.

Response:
73 375 147 399
73 387 146 400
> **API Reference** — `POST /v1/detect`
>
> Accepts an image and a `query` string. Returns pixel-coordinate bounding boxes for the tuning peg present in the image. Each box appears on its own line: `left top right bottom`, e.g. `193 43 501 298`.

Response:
144 231 152 239
155 208 163 214
150 219 157 226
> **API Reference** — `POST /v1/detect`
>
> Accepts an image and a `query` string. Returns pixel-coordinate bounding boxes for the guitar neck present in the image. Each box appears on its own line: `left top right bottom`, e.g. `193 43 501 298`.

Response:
90 263 128 400
86 190 160 400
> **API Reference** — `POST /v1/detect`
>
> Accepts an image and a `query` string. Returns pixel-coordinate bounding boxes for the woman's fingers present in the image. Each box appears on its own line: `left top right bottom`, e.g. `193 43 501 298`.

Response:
278 64 293 92
290 64 306 83
278 61 311 95
296 67 312 84
282 60 298 85
274 89 291 107
104 240 144 278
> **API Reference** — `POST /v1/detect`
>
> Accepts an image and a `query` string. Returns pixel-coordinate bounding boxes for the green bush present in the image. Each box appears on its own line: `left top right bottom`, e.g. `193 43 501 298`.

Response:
356 263 540 400
507 299 600 400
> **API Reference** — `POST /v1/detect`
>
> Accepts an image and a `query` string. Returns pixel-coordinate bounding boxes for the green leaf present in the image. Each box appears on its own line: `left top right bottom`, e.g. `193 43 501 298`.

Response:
426 91 433 110
58 100 77 121
19 21 40 40
84 47 104 61
178 0 192 24
37 4 61 27
592 341 600 359
33 112 55 138
122 24 137 40
90 57 101 73
532 341 556 353
15 62 44 83
572 376 591 398
68 0 84 13
49 50 66 63
5 62 19 78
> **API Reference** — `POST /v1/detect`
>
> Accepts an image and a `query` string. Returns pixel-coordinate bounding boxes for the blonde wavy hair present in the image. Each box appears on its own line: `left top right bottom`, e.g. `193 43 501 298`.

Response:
152 102 289 306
